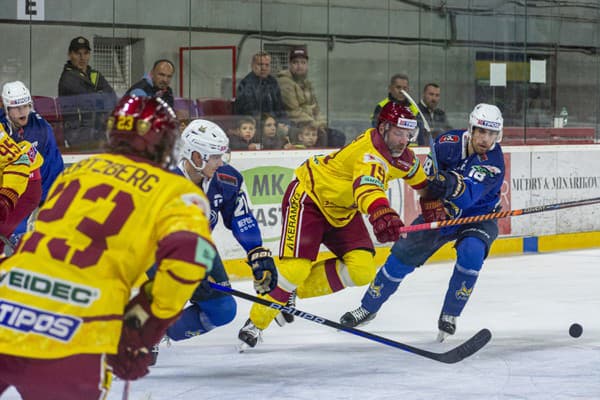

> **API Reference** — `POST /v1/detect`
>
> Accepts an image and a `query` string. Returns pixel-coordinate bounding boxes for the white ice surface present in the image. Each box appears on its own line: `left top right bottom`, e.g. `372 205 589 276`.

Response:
4 249 600 400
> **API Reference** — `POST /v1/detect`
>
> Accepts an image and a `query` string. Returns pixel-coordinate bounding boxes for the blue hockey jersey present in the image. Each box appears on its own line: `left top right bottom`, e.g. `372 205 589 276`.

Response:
427 129 505 219
173 162 262 253
0 111 64 203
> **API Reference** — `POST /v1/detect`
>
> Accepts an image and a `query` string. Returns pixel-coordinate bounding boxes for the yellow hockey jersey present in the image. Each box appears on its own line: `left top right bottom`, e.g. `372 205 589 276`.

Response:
295 128 427 227
0 125 32 205
0 153 216 358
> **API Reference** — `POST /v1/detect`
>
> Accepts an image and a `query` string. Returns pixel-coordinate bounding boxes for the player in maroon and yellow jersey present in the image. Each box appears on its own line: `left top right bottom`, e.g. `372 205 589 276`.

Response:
238 102 431 349
0 96 217 399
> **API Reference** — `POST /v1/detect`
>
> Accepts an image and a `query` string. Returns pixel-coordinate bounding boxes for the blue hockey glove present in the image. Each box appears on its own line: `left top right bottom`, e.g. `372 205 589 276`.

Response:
247 246 278 295
424 170 465 200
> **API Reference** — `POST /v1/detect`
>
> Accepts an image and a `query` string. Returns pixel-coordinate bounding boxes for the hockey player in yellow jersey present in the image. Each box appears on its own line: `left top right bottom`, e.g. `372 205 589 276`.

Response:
238 102 431 349
0 96 217 400
0 124 32 226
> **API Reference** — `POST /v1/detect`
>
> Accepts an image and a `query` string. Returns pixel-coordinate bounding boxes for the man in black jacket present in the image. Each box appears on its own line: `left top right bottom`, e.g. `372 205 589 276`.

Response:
125 59 175 108
58 36 117 148
416 83 452 145
234 52 287 125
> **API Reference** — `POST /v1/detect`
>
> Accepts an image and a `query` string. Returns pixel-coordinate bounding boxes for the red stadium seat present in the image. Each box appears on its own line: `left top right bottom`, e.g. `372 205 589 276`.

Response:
197 98 235 133
173 97 201 120
32 96 66 148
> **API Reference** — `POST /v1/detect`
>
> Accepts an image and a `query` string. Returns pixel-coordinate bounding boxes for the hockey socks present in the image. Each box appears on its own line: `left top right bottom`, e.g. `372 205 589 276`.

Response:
167 296 237 341
441 237 485 316
361 255 415 313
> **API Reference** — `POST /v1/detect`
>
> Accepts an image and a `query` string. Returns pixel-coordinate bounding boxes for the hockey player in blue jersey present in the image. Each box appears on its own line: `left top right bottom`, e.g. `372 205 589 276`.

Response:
1 81 64 205
150 118 277 362
340 103 505 342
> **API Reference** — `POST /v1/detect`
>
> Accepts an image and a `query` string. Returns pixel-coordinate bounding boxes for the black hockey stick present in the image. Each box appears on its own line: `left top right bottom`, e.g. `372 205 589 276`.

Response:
209 282 491 364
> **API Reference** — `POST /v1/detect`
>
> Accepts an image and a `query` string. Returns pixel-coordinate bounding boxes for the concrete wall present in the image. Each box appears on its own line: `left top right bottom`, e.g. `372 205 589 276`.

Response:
1 0 599 135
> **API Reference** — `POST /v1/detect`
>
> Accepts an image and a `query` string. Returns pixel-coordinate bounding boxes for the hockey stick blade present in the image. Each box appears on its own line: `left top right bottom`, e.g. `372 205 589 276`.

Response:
209 282 491 363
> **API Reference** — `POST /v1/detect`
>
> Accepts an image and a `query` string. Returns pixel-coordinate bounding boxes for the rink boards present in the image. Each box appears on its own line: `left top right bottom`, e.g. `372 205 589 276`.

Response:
63 144 600 279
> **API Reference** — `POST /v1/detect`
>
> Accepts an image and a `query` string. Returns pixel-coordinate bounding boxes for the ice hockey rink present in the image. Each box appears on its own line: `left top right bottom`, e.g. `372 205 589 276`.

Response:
5 248 600 400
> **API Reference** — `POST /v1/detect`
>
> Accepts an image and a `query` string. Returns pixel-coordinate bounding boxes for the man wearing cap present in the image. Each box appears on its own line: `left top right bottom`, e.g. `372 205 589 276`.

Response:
58 36 117 148
278 46 345 147
277 46 326 130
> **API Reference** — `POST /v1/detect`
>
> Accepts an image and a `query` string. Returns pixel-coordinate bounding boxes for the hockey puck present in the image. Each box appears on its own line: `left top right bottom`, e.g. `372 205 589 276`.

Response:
569 323 583 338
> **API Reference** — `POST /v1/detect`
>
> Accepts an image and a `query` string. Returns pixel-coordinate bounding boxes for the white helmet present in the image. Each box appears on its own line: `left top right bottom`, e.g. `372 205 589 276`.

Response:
469 103 503 142
180 119 230 171
2 81 33 110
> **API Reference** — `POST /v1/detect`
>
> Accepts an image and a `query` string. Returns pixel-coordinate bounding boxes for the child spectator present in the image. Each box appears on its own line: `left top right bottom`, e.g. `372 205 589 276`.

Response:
260 113 286 150
230 116 261 150
290 121 319 148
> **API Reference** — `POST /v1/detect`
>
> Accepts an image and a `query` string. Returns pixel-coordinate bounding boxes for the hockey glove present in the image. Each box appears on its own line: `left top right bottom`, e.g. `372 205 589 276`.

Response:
368 206 404 243
424 170 465 200
107 281 179 381
419 198 447 223
247 246 278 295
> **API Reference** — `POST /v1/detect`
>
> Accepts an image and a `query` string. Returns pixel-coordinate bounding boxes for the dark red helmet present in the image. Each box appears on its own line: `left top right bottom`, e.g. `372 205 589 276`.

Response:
377 102 417 129
106 95 178 165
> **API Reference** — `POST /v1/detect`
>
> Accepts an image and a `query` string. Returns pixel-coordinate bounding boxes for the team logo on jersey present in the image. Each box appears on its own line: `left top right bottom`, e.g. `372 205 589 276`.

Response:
455 281 473 301
0 268 100 307
472 164 501 177
217 172 238 186
0 299 82 342
439 134 459 143
359 175 384 189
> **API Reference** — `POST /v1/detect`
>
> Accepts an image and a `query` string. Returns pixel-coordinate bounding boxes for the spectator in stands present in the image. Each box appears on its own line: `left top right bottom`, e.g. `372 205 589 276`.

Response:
58 36 117 148
229 116 261 150
416 83 452 145
289 120 319 149
260 113 287 150
175 108 191 133
277 46 326 130
371 73 411 127
234 52 287 125
125 59 175 108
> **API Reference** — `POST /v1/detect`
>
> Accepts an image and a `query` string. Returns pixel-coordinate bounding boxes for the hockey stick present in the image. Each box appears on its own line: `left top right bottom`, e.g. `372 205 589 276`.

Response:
209 282 491 364
401 89 440 173
122 380 130 400
399 196 600 234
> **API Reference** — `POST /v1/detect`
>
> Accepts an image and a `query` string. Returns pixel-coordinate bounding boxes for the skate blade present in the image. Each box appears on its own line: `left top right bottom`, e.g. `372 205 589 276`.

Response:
237 341 254 353
436 330 450 343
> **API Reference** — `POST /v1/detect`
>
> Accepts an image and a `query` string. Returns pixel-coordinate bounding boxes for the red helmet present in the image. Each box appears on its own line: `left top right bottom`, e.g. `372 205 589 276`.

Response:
106 95 178 165
378 102 417 130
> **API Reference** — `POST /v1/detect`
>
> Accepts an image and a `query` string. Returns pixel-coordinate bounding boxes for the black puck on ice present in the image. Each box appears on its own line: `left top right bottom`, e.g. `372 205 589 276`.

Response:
569 323 583 338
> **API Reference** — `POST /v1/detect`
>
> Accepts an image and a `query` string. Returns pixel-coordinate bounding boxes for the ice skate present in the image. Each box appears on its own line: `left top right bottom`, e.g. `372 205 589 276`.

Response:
339 306 377 328
238 318 263 352
436 314 456 342
274 290 297 327
149 336 171 365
